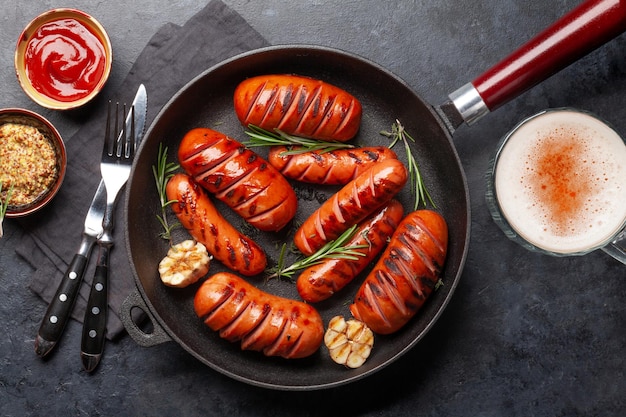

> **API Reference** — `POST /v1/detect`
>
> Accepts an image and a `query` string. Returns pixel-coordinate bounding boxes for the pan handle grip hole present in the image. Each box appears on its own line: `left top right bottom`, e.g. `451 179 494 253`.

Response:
130 306 154 334
120 290 172 347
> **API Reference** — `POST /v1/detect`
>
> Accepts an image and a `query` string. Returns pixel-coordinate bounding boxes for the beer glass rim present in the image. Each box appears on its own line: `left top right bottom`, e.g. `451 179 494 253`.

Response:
486 107 626 257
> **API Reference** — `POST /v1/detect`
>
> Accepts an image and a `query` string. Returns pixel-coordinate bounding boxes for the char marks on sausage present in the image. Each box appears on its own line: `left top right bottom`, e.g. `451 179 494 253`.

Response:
194 272 324 359
179 127 297 232
296 199 404 303
166 173 267 276
268 146 397 185
350 210 448 334
233 74 362 141
294 158 408 256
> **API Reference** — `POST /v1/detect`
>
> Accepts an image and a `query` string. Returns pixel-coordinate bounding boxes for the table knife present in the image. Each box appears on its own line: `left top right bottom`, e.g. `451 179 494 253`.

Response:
35 179 106 357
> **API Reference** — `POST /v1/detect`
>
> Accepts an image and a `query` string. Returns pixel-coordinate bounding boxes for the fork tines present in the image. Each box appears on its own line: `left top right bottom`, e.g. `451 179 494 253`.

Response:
105 101 135 159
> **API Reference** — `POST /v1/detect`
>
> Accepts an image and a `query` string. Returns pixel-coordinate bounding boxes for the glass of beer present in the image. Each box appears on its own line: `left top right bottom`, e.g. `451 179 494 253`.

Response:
486 108 626 264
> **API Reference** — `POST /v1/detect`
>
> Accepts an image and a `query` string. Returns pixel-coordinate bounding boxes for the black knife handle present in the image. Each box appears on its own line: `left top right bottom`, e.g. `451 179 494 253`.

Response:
80 244 109 372
35 252 90 357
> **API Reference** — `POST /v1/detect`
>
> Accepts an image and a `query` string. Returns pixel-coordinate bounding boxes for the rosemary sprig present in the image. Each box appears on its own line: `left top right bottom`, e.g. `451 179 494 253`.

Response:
268 224 368 280
381 120 435 210
0 181 13 239
243 124 355 155
152 143 180 241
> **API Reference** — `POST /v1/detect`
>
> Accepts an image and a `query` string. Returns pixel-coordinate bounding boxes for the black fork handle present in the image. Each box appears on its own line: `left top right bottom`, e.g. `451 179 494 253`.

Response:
80 242 110 372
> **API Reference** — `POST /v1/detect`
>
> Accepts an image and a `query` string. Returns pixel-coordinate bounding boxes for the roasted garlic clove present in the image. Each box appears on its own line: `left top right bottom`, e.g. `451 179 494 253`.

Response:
159 240 211 288
324 315 374 368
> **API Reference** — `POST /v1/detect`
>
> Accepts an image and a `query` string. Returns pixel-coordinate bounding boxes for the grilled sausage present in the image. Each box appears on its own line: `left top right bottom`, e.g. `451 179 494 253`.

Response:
294 158 408 256
178 127 297 232
166 173 267 276
296 199 404 303
233 74 362 142
268 146 398 185
349 210 448 335
194 272 324 359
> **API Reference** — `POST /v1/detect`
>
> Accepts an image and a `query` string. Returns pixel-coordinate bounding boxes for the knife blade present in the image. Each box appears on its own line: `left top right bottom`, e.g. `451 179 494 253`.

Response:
80 84 148 371
132 84 147 148
35 179 107 357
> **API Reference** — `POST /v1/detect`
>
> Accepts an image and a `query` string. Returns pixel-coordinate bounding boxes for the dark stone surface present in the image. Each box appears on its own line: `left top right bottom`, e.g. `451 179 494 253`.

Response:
1 1 624 416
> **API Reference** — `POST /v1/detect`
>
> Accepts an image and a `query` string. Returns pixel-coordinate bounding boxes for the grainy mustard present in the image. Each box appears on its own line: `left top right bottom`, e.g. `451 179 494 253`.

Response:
0 123 58 207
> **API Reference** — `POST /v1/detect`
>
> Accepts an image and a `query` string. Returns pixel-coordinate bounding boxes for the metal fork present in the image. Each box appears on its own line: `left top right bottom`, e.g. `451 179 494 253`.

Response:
80 101 136 372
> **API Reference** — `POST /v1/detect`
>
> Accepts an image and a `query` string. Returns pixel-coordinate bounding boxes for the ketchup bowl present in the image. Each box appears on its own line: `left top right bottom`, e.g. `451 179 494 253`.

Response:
14 8 112 110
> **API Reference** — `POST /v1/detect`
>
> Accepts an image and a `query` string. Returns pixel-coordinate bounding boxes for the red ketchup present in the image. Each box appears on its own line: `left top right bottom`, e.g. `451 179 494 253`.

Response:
24 18 106 102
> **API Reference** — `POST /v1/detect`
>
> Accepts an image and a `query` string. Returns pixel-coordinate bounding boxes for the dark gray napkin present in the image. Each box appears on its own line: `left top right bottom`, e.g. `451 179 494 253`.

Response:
16 0 269 340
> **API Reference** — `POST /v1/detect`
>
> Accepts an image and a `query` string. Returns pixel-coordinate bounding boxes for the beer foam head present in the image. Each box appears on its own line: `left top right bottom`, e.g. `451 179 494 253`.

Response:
495 109 626 254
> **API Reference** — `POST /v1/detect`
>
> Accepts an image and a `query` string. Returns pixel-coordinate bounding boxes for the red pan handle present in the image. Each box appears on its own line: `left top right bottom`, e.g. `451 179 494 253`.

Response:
447 0 626 126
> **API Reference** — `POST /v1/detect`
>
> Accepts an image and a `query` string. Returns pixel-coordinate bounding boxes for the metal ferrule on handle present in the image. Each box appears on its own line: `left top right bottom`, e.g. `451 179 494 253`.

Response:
448 83 489 126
